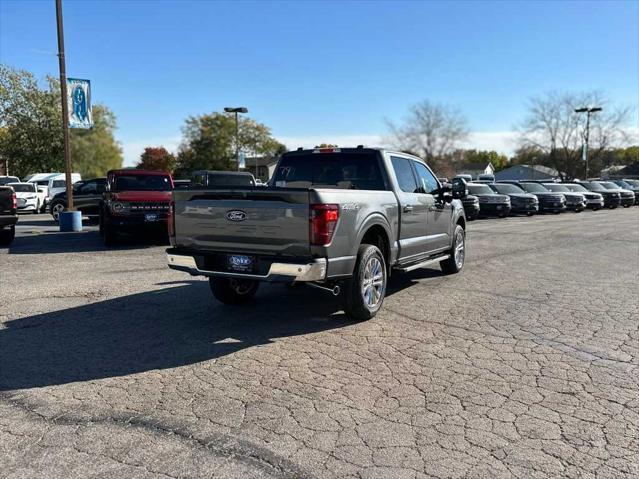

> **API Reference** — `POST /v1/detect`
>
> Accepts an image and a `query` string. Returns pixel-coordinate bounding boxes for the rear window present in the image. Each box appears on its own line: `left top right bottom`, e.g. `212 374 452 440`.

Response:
112 174 172 191
272 152 386 190
8 183 36 192
51 180 66 188
0 177 20 185
206 174 254 187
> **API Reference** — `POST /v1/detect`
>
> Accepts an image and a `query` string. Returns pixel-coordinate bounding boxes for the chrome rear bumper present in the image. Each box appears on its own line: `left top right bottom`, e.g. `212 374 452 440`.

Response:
167 253 327 282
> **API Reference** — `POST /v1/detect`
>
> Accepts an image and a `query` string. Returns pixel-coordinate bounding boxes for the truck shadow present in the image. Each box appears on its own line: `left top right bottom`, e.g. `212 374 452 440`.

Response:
0 281 351 391
8 231 166 254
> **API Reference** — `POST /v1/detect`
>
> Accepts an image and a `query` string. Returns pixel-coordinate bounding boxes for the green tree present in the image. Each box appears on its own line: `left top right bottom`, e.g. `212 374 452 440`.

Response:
70 105 122 178
0 64 122 179
136 146 176 173
457 149 509 172
175 112 285 177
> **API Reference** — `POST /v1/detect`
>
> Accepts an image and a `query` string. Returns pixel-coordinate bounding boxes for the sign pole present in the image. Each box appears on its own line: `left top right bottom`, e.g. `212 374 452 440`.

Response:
55 0 74 210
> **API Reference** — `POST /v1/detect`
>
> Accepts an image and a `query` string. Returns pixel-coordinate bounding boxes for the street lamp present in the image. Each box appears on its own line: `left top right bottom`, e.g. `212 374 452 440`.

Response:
574 106 602 180
224 107 248 171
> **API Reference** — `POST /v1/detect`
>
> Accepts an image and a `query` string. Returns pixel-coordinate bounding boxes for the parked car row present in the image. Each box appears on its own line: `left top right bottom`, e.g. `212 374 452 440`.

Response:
456 178 637 219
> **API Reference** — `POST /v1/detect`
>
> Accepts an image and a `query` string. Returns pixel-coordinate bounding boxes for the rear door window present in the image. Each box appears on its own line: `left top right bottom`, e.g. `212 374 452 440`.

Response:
273 152 386 190
390 157 418 193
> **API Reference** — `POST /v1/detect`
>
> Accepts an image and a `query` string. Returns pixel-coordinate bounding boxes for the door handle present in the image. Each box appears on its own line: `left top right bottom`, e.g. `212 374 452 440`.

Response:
403 205 414 212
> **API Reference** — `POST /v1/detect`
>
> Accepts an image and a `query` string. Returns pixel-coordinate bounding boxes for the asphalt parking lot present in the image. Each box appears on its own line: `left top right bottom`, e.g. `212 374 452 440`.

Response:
1 210 638 478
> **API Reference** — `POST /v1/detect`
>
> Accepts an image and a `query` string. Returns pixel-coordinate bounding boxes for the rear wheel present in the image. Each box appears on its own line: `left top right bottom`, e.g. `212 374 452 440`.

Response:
343 244 386 321
209 277 259 305
0 226 15 247
441 224 465 275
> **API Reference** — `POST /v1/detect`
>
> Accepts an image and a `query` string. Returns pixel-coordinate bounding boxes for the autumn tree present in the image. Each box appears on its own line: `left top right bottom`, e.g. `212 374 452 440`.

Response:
136 147 176 173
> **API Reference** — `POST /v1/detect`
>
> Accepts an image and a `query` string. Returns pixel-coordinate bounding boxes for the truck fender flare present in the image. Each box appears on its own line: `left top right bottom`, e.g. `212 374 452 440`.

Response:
356 213 395 264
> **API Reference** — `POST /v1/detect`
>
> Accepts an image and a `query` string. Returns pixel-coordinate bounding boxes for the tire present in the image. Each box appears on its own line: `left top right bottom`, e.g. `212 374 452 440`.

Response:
440 224 465 275
342 244 387 321
51 201 66 222
0 226 15 247
209 277 259 305
103 219 118 246
33 201 40 214
526 212 534 216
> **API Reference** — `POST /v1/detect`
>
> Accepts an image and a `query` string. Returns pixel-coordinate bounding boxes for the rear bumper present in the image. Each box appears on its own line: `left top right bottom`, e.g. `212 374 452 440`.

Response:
167 251 328 282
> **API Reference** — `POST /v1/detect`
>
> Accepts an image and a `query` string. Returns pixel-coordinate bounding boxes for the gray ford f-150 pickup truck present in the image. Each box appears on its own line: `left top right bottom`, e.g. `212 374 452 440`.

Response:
167 147 468 319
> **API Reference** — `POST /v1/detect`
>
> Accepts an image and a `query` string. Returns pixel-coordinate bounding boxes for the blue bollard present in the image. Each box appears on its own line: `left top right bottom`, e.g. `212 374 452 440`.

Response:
59 211 83 232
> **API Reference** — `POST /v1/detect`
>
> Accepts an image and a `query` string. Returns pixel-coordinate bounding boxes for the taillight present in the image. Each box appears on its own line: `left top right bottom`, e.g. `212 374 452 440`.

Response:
310 204 339 246
167 201 175 238
11 192 17 210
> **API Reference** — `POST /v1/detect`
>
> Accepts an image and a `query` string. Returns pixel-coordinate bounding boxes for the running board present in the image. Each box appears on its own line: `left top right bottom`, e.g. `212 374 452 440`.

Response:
394 254 450 273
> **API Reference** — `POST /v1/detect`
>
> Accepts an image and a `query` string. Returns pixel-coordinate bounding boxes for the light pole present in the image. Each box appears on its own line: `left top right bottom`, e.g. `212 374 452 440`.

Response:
574 106 602 180
224 107 248 171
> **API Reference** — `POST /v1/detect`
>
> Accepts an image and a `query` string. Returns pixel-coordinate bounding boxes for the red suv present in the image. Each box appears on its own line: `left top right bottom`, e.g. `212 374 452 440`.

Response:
100 169 173 245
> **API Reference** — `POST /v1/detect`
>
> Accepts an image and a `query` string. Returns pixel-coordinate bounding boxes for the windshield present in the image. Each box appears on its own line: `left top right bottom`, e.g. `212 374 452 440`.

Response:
585 182 606 191
467 184 494 195
613 180 631 188
600 182 619 190
0 177 20 185
492 184 524 194
51 180 67 188
624 179 639 187
8 183 36 193
207 173 254 187
564 184 587 192
520 183 549 193
543 184 569 192
112 174 172 191
272 152 386 190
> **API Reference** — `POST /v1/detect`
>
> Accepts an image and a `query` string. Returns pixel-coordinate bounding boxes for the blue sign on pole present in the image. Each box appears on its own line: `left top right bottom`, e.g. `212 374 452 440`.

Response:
67 78 93 129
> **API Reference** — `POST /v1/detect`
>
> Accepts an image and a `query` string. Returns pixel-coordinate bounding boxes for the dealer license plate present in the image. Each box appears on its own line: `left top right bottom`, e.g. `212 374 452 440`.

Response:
227 254 253 272
145 213 158 222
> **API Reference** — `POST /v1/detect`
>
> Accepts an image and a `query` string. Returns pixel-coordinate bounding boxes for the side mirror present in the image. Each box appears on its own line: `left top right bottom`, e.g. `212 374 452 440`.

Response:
452 178 468 199
38 188 46 193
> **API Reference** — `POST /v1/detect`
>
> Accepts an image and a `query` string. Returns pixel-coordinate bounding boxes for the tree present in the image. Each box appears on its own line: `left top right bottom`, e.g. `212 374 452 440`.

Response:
0 65 122 179
518 91 633 180
136 147 176 173
175 112 285 177
454 149 509 172
386 100 469 174
70 105 122 178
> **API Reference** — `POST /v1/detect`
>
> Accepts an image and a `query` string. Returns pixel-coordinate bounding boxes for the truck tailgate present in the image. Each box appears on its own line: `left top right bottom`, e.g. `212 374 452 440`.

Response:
173 188 311 256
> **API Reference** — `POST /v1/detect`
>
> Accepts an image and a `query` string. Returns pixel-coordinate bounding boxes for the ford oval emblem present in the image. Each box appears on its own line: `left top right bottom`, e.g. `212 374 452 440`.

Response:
226 210 247 222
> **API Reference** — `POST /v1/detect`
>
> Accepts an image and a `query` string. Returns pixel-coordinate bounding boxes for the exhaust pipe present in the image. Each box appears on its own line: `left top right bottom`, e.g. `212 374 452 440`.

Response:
307 282 341 296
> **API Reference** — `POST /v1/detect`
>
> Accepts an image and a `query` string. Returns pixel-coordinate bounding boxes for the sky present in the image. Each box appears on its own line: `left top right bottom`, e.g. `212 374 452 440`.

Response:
1 0 638 166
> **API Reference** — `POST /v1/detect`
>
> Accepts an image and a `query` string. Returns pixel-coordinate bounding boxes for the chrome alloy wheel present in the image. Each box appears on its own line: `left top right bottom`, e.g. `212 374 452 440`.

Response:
361 257 385 308
454 228 465 269
51 203 65 221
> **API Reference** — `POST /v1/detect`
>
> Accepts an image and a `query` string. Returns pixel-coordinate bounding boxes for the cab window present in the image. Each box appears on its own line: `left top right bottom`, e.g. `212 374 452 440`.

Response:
412 161 439 194
390 157 418 193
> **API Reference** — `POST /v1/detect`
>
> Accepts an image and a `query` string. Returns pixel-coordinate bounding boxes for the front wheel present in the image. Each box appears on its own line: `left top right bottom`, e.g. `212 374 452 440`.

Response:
51 202 66 222
103 218 119 246
343 244 387 321
209 277 259 305
440 224 465 275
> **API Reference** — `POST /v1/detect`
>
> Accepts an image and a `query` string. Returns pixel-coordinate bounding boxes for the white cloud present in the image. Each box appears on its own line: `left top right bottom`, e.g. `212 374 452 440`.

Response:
461 131 519 156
